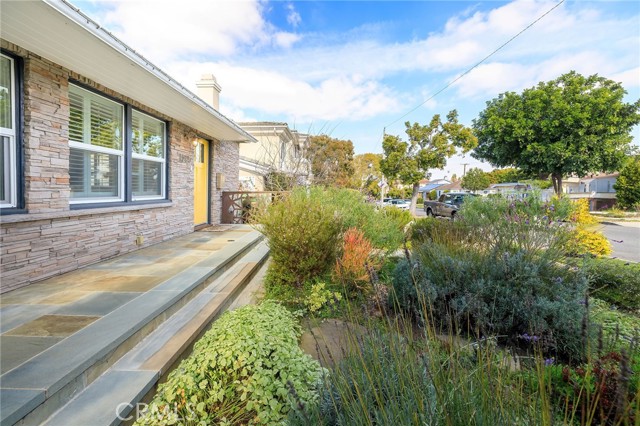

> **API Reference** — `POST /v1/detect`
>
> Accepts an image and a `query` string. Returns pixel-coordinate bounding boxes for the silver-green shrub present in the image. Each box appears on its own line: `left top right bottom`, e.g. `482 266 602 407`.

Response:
135 302 324 425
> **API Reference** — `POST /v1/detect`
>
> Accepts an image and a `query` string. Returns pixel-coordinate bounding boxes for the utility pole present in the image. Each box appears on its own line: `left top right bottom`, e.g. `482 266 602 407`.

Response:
462 163 469 176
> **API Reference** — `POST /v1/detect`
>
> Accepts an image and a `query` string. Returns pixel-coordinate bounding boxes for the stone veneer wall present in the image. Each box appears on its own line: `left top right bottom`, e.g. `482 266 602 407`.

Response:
210 141 240 224
0 41 239 293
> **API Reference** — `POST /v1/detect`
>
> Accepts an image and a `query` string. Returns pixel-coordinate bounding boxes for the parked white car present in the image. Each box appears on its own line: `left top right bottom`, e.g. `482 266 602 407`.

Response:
388 199 410 210
376 197 393 208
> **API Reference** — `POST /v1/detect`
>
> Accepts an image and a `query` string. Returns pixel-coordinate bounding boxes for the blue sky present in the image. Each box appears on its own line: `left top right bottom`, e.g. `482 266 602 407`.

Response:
74 0 639 179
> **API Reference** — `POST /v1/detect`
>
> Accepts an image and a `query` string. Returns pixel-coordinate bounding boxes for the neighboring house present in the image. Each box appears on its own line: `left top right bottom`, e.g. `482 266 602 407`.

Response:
418 179 450 199
487 182 533 198
237 122 309 191
0 1 256 292
562 173 618 210
437 180 464 194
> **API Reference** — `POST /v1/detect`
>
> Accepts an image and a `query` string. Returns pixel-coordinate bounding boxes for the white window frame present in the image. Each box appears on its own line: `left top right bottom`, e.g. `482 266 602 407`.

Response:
131 109 166 201
68 84 124 204
1 53 17 208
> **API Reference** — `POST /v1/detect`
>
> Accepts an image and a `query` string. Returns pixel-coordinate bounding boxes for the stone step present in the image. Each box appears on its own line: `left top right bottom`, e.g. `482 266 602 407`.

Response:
0 231 264 426
41 241 270 426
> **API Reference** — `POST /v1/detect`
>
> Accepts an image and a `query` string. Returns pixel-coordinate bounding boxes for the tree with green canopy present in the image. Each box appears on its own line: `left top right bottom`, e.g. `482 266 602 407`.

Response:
380 110 477 213
613 155 640 210
473 71 640 194
485 168 523 184
306 135 355 187
352 153 383 196
461 167 491 192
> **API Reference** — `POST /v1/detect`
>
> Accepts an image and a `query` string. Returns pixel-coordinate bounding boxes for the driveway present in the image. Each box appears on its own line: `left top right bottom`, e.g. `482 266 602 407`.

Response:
598 222 640 263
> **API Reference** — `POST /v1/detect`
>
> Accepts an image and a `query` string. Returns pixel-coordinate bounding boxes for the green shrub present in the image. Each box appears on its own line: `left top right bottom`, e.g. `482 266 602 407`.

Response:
585 257 640 311
409 217 465 247
255 188 341 288
312 188 406 250
590 298 640 350
458 194 574 260
135 302 324 425
378 206 412 231
388 258 434 316
403 196 589 360
413 245 588 360
417 196 424 205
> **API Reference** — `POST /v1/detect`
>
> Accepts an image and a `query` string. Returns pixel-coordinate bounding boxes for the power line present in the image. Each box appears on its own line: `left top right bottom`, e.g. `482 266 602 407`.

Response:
382 0 566 133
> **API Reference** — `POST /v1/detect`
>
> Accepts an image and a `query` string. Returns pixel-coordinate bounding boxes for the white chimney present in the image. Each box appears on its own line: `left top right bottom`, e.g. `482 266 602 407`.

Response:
196 74 222 110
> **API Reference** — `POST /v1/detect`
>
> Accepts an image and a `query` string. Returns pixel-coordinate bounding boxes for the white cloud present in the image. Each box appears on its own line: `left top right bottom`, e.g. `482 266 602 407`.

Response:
286 3 301 28
97 0 298 62
236 0 638 95
166 61 401 123
78 0 638 140
612 67 640 89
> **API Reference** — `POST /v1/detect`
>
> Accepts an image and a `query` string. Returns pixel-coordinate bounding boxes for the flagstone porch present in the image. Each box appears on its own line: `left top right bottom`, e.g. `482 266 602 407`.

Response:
0 225 268 426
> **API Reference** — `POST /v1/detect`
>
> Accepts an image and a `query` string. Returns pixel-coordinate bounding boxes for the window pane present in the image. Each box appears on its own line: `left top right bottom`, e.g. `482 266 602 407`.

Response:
132 159 162 197
0 136 7 202
69 90 84 143
0 55 12 130
70 148 120 198
69 85 123 150
132 111 164 158
90 98 122 150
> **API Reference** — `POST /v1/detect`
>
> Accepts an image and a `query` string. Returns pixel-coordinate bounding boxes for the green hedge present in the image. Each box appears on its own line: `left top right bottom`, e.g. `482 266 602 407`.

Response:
586 257 640 311
135 302 324 425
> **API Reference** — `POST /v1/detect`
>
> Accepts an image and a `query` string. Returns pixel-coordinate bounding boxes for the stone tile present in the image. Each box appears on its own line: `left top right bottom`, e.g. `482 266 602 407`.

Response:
184 242 225 250
1 335 63 373
74 275 164 292
43 268 111 285
0 304 57 333
53 292 141 316
0 285 61 306
0 388 45 426
4 315 100 337
43 370 158 426
37 291 93 305
1 290 183 395
151 267 212 292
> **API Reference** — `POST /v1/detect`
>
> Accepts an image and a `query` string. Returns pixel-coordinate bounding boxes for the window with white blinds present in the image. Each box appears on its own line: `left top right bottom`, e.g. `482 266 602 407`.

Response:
131 110 165 199
68 83 167 205
69 84 124 202
0 53 17 208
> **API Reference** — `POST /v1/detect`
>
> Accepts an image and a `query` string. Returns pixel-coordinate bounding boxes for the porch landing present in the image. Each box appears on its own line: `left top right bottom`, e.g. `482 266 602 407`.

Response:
0 225 268 426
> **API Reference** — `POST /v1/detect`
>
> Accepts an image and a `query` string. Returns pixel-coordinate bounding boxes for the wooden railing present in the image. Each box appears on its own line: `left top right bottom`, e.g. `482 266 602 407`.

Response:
221 191 290 224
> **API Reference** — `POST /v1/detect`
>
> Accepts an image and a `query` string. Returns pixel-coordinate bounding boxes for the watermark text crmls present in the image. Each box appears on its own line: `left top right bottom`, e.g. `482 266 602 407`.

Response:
116 402 197 422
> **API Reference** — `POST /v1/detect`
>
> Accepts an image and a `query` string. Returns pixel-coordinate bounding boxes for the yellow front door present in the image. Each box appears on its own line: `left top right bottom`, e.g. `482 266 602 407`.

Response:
193 139 209 225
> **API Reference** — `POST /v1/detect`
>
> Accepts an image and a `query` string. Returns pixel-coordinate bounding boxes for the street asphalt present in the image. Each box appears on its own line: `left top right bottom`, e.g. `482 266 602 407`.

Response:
599 222 640 263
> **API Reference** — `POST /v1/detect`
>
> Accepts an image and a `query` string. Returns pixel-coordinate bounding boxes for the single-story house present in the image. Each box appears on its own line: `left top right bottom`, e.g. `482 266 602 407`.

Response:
0 0 257 292
418 179 450 199
562 173 618 210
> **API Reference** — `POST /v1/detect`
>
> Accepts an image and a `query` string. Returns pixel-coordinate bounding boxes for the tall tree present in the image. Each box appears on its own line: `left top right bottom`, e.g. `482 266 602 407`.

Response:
306 135 355 187
613 156 640 209
473 71 640 194
381 110 477 213
486 168 523 184
352 153 383 196
461 168 491 192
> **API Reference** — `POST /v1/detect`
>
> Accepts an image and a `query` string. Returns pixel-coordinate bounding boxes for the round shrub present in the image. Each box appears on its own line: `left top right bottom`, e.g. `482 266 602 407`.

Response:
414 245 588 360
256 188 342 288
135 302 324 425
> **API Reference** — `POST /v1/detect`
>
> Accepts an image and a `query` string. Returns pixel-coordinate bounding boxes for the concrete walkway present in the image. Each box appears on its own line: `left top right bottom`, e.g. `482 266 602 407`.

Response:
0 225 266 425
